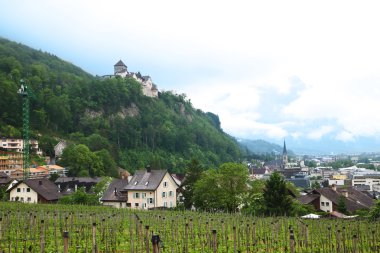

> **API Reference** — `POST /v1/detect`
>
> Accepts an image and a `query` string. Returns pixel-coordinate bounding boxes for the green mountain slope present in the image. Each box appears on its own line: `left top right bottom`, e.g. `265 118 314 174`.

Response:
0 37 241 175
238 139 294 155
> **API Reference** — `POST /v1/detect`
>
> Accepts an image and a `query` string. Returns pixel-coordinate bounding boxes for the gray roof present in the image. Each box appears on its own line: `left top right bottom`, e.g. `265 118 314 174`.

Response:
114 60 126 66
0 172 11 186
101 179 128 202
315 187 374 212
125 169 167 191
298 194 320 204
55 177 101 184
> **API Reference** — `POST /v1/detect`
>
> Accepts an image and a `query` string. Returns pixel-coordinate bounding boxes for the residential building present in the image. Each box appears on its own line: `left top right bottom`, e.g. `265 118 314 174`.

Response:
298 185 374 213
0 138 42 155
101 179 129 208
54 140 67 158
0 150 23 174
55 177 102 195
125 168 178 209
8 178 61 203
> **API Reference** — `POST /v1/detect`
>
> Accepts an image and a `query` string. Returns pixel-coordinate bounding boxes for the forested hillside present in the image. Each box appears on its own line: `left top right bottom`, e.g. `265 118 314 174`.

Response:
0 37 241 176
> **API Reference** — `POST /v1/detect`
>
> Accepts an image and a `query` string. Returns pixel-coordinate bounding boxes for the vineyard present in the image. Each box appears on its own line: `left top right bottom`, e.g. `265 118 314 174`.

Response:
0 202 379 253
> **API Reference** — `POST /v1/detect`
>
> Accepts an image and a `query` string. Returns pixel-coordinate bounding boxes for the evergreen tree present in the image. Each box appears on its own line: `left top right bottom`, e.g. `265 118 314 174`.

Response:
182 159 203 209
263 172 293 216
337 195 348 214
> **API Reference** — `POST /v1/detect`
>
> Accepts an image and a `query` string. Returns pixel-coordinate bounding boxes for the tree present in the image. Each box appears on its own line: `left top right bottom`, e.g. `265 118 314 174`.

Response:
337 195 348 214
311 181 321 189
181 159 203 209
59 144 104 177
263 172 293 216
369 200 380 220
242 179 266 215
218 162 248 212
193 162 248 212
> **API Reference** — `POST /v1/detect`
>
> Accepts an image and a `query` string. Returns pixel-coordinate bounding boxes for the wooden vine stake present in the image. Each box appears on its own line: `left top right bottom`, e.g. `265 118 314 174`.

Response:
40 219 45 253
212 229 217 253
145 226 150 253
92 222 98 253
63 231 69 253
152 234 160 253
289 228 295 253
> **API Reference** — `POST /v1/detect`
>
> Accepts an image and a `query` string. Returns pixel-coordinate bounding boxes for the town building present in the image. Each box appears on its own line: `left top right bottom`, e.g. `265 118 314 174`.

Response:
0 137 42 155
8 178 61 203
124 167 178 209
0 150 23 174
101 178 129 208
352 175 380 191
298 185 374 213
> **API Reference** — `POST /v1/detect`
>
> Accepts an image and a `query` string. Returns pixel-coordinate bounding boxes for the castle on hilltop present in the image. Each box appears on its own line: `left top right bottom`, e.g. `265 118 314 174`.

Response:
101 60 158 98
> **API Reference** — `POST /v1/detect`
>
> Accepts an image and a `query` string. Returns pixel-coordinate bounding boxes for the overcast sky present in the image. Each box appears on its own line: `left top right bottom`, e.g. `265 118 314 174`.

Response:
1 0 380 150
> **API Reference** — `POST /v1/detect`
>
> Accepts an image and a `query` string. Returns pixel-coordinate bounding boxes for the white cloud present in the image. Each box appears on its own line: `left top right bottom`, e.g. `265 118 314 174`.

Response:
306 126 335 140
2 0 380 149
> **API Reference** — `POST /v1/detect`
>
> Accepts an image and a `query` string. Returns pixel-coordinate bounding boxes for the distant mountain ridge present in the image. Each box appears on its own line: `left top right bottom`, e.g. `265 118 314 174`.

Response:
238 139 294 155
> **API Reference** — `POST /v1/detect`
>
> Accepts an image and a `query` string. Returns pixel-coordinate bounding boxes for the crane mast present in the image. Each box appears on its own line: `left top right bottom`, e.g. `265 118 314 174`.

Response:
18 79 30 180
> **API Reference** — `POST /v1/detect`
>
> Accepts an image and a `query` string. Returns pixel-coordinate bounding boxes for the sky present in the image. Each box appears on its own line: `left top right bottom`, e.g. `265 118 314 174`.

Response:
1 0 380 154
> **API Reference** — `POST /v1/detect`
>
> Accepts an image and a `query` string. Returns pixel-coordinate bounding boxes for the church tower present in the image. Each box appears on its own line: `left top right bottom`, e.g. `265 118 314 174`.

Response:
282 140 288 169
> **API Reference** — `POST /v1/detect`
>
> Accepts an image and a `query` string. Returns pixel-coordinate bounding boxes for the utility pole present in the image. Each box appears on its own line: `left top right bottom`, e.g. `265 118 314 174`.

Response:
18 79 30 180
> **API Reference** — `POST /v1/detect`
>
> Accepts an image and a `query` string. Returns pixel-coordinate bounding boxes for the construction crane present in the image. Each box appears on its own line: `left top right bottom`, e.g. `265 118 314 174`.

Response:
17 79 30 180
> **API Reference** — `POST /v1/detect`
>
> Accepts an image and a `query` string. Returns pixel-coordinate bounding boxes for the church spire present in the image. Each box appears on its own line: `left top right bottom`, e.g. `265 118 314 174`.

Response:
282 139 288 169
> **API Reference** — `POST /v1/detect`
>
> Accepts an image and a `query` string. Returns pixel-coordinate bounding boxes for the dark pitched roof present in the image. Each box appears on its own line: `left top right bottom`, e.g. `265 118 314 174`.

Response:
55 177 101 184
287 178 310 189
314 187 374 212
252 168 267 175
114 60 126 67
101 179 128 202
9 178 61 201
125 169 168 191
298 194 319 204
264 159 283 168
0 172 11 185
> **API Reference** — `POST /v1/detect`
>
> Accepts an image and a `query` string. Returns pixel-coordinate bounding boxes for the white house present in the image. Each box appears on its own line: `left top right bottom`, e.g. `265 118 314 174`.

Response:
8 178 60 203
124 168 178 209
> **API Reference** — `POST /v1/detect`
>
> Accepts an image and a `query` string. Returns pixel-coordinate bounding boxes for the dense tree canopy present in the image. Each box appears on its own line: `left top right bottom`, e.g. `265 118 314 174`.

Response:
263 172 293 216
193 162 248 212
0 37 242 174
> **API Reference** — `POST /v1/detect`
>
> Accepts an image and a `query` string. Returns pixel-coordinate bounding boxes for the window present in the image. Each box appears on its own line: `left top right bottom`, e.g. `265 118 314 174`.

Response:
164 202 167 207
145 181 149 186
326 202 330 206
163 181 168 188
321 202 325 206
20 197 24 201
170 202 173 208
148 198 154 204
27 197 31 202
142 193 146 199
133 193 140 199
169 191 173 197
162 192 166 198
17 188 21 192
135 203 139 207
27 188 30 192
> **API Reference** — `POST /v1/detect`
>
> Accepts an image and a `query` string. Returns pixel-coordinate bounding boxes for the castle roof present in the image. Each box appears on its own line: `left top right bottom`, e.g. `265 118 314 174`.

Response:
114 60 126 67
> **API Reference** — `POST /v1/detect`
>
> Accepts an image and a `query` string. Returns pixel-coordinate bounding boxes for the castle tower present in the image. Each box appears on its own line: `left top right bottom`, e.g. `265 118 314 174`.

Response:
282 139 288 169
114 60 128 77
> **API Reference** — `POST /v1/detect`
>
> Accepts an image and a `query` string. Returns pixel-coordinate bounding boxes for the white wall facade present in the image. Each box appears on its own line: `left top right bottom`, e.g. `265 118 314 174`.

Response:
9 182 38 203
352 178 380 191
126 172 177 209
319 195 333 212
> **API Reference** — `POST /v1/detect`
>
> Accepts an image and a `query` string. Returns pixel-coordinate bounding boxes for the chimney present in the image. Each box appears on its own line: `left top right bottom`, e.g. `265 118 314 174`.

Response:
39 180 42 186
146 165 151 173
114 188 117 195
332 184 337 191
341 189 348 198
